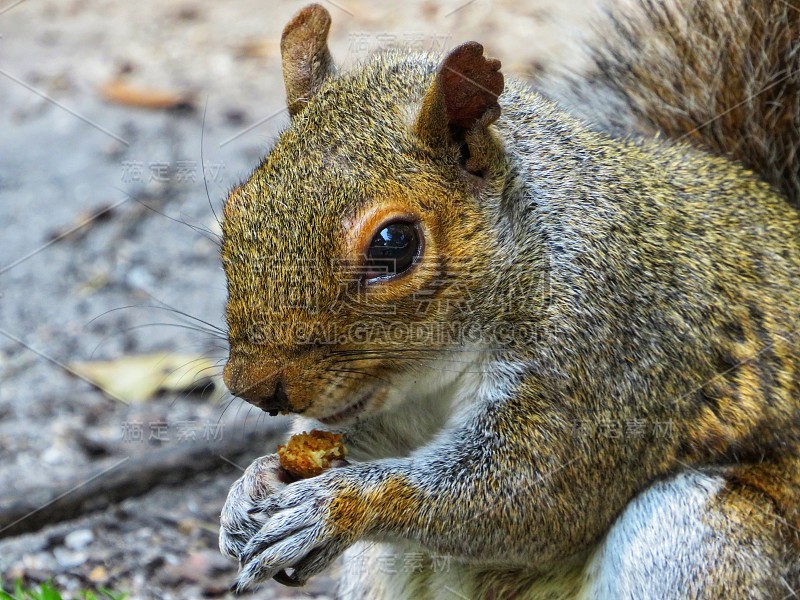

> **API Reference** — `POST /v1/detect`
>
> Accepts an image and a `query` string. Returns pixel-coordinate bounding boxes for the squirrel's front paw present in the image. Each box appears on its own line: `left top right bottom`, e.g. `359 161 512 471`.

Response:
234 468 367 591
219 454 290 561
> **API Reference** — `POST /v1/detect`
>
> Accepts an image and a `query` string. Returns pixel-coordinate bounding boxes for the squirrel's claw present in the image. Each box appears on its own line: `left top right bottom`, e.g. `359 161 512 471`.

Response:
272 569 303 587
233 469 362 590
219 454 288 560
235 523 323 590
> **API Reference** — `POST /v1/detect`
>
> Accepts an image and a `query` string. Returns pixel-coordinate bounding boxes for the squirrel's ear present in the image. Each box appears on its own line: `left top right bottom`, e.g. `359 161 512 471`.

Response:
415 42 504 175
281 4 335 117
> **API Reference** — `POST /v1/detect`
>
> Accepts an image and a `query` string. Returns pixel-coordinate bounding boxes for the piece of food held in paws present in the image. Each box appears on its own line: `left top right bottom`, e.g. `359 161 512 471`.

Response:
277 430 348 479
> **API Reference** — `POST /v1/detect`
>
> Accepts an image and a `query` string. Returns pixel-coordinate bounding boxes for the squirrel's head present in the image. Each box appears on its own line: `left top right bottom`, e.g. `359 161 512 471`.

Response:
221 4 511 425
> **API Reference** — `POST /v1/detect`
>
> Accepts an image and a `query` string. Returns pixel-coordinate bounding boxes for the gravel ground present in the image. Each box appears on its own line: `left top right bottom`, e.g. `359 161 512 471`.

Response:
0 1 602 598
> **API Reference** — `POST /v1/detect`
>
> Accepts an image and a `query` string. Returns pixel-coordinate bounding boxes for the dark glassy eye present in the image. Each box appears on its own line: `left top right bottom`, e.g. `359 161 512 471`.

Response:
365 220 421 279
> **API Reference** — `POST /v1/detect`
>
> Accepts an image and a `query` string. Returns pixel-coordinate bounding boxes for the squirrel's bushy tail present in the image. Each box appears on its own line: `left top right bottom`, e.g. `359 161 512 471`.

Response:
544 0 800 208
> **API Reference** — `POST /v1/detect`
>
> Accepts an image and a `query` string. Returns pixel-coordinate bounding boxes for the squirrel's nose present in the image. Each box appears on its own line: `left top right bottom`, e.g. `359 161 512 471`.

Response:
255 379 291 415
241 378 292 416
224 364 292 415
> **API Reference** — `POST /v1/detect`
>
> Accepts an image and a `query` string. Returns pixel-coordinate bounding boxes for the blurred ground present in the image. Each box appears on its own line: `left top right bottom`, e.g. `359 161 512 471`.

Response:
0 0 603 598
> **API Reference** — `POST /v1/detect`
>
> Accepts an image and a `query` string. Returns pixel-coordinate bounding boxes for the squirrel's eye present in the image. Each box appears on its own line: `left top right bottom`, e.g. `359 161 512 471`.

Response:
365 220 421 280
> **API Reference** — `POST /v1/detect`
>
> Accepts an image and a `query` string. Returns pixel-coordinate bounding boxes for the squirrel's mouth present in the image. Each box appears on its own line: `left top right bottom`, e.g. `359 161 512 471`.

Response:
317 388 373 426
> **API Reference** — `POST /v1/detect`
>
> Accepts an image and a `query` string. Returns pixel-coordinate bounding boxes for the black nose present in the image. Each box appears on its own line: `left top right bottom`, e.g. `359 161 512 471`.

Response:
259 379 291 416
232 376 291 416
223 360 296 416
253 378 291 417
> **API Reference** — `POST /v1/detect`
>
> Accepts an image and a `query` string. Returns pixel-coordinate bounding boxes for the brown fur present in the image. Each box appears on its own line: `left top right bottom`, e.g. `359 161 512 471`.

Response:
545 0 800 208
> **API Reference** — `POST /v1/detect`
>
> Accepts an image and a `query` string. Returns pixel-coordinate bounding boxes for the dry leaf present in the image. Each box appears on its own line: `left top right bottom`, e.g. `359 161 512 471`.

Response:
69 353 219 402
100 79 194 111
236 38 280 59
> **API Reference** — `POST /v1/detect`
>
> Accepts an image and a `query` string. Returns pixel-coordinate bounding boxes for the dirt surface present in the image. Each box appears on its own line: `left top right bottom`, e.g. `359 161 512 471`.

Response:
0 1 603 598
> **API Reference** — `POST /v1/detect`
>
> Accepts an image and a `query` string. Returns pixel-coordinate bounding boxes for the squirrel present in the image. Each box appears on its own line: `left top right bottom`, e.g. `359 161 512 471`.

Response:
217 1 800 598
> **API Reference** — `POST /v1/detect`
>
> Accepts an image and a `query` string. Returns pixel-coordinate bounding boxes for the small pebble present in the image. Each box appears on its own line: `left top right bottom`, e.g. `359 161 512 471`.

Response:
23 552 57 571
88 565 109 583
126 265 155 290
53 547 87 569
65 528 94 550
